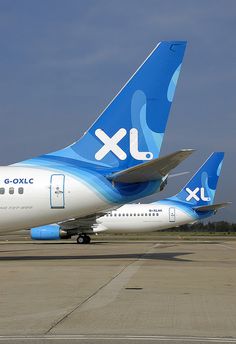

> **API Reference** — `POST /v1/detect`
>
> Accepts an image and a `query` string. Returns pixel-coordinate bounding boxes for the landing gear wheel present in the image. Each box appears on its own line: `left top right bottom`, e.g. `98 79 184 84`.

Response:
85 235 91 244
77 235 85 244
77 235 91 244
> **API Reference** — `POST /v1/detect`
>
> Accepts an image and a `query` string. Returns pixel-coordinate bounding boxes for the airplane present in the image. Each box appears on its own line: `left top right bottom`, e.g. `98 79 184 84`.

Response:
0 41 193 236
30 152 230 243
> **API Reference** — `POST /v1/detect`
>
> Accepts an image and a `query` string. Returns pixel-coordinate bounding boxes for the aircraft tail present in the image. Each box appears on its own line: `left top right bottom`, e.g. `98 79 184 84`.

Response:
169 152 225 207
31 41 187 171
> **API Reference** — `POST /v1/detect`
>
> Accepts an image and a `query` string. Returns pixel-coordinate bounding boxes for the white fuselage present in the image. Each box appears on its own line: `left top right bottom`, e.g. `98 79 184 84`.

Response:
0 166 107 232
95 203 195 233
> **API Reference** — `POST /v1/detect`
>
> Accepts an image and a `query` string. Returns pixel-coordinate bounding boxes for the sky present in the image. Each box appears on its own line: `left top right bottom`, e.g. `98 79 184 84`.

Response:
0 0 235 221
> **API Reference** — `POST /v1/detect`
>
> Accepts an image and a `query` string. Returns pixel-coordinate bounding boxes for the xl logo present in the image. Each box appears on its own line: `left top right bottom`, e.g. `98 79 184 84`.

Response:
185 187 210 202
95 128 153 161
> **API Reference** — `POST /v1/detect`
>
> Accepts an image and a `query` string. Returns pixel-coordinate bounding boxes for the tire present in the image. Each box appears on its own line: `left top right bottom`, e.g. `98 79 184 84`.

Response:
77 235 85 244
85 235 91 244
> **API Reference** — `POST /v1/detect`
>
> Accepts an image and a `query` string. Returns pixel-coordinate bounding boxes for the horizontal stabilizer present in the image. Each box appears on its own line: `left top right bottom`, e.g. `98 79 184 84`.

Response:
107 149 194 183
194 202 231 212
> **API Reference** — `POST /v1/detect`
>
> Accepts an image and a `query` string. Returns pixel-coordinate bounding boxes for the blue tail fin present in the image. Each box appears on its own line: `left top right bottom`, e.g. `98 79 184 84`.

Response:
169 152 225 207
35 41 187 171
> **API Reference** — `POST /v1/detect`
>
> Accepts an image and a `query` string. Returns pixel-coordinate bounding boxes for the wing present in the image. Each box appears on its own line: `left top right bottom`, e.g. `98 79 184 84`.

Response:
58 207 117 232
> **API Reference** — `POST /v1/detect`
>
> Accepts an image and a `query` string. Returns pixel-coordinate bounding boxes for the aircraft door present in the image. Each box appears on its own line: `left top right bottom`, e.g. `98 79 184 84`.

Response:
50 174 65 209
169 207 175 222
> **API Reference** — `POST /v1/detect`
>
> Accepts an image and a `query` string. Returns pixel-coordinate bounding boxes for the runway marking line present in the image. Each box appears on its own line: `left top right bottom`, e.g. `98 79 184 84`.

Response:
217 243 236 250
0 335 236 342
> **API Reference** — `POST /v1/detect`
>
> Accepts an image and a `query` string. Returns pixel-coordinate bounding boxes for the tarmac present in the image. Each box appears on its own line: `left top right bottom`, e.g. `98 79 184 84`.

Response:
0 236 236 344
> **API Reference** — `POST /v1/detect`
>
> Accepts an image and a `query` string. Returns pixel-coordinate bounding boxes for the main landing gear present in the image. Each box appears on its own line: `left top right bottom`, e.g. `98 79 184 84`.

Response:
76 234 91 244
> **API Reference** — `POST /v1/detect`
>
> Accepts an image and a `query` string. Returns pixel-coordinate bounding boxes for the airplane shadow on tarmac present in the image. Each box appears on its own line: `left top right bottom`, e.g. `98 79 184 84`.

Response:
0 252 193 262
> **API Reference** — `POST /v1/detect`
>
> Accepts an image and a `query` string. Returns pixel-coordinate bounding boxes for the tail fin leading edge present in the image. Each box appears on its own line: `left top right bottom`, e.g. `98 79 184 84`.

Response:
169 152 225 207
45 41 187 171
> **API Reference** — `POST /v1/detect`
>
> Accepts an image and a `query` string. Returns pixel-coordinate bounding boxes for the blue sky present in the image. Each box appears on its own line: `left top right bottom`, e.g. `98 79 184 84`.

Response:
0 0 235 221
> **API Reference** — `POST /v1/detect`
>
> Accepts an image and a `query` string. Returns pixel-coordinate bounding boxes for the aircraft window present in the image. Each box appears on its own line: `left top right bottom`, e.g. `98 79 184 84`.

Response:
18 187 24 194
145 213 147 216
137 214 140 216
126 213 129 216
152 213 155 216
0 188 5 194
149 213 151 216
156 213 159 216
141 213 144 216
134 214 136 216
130 214 132 216
118 214 121 217
9 187 14 195
114 213 117 217
122 214 125 216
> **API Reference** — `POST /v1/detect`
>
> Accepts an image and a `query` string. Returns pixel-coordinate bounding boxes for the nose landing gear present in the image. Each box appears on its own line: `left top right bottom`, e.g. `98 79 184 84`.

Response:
76 234 91 244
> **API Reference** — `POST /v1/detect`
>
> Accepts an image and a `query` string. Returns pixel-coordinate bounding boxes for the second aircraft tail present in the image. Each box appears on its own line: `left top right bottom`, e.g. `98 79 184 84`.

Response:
169 152 225 207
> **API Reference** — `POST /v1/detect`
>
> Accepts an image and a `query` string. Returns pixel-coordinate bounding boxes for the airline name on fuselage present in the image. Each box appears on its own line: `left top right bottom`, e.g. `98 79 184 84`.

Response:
2 178 34 185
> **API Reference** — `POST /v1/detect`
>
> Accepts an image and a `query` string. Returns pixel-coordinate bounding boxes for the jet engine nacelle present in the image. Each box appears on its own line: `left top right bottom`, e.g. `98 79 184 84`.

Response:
30 225 70 240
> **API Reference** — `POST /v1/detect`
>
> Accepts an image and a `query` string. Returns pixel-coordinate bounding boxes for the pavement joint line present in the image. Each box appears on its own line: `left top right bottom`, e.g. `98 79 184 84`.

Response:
45 243 156 335
0 335 236 342
217 243 236 250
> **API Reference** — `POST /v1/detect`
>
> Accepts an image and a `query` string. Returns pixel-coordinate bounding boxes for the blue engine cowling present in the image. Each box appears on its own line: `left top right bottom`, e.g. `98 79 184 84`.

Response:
30 225 70 240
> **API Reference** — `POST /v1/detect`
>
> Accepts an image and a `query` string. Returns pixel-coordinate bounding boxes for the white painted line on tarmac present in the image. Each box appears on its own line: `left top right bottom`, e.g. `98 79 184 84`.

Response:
217 243 236 250
153 243 161 248
0 335 236 342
